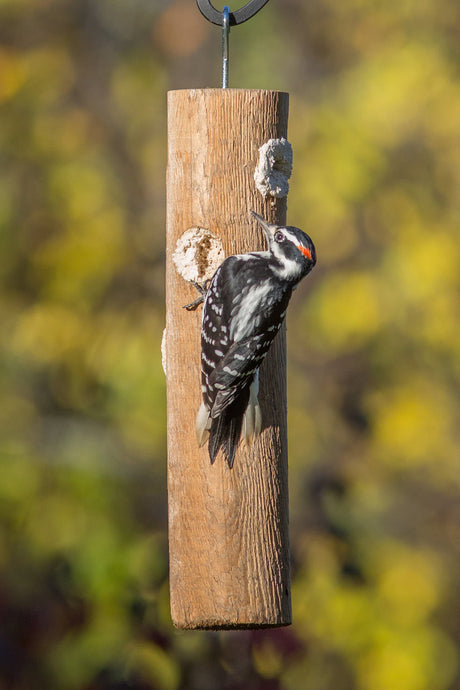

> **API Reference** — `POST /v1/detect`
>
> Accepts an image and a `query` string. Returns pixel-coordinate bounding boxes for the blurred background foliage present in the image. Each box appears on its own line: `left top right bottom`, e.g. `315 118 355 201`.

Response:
0 0 459 688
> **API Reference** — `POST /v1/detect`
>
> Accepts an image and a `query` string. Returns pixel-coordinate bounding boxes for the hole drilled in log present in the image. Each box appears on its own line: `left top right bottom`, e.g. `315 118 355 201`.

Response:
172 227 225 284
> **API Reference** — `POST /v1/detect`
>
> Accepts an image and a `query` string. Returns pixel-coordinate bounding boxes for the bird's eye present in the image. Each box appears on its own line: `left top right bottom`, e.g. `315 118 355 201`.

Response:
275 232 284 243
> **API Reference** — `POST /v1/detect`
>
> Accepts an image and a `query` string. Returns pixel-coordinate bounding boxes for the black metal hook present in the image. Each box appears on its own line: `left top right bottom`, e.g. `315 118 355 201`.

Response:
196 0 270 26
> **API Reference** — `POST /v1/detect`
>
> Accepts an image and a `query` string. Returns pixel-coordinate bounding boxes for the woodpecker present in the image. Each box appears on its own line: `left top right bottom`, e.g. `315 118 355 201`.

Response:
195 211 316 468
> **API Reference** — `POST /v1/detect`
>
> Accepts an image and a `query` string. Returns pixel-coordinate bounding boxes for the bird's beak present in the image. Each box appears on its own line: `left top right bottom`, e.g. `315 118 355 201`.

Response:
250 210 276 243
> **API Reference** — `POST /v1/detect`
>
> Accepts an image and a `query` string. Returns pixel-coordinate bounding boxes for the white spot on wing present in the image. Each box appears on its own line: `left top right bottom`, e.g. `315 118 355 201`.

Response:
223 366 241 377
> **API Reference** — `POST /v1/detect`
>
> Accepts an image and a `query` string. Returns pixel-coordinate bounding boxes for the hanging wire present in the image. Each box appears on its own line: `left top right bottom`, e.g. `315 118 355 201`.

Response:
196 0 270 88
222 6 230 88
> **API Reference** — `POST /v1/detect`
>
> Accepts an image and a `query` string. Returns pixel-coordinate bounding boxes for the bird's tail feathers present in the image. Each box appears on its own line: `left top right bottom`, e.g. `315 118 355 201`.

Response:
196 401 211 447
207 380 258 468
208 411 243 469
241 375 262 446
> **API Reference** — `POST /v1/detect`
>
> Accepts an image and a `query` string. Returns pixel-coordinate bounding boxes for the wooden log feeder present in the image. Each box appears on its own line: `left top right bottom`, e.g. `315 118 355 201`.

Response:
165 88 293 629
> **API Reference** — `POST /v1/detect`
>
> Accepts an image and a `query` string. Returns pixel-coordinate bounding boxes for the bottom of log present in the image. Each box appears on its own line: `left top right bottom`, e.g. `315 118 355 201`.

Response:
172 617 292 631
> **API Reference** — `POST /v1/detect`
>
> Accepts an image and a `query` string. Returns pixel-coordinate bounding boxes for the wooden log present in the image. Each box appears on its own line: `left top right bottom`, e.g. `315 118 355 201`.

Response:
165 89 291 629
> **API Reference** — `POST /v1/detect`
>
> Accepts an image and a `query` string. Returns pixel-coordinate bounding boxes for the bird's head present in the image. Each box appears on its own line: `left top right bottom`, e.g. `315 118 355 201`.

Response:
251 211 316 282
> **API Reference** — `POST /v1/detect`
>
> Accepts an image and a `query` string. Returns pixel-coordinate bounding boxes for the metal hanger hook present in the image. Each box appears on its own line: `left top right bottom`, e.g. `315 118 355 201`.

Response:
196 0 270 27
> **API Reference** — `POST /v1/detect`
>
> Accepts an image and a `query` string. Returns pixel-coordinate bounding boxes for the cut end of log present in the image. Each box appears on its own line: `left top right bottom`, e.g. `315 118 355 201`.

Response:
172 619 292 631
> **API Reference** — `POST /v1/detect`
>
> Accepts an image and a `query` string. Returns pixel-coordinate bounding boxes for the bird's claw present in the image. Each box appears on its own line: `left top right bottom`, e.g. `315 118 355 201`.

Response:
183 280 210 310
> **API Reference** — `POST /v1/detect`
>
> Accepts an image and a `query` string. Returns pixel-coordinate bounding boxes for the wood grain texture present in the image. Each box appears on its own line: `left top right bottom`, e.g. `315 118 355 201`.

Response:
165 89 291 629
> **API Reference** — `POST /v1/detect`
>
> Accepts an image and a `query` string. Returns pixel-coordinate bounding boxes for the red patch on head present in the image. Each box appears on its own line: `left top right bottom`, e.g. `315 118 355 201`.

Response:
298 245 312 260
